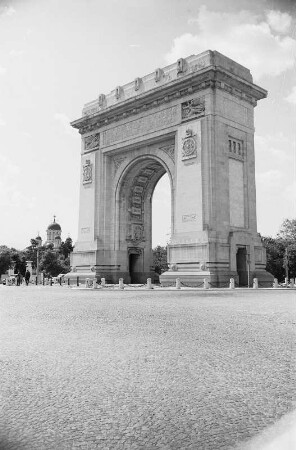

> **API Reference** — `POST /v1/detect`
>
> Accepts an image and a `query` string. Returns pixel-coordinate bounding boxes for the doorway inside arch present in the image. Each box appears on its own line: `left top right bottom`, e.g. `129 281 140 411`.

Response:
236 246 248 286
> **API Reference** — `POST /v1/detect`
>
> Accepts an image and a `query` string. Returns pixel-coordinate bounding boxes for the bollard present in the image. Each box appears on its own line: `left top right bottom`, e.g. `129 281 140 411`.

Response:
290 278 295 288
273 278 279 289
101 277 106 287
50 278 53 286
77 276 79 287
229 278 235 289
253 278 258 289
284 277 288 287
35 276 37 285
67 277 70 286
176 278 181 290
59 277 62 286
203 278 209 289
146 278 152 289
119 278 124 289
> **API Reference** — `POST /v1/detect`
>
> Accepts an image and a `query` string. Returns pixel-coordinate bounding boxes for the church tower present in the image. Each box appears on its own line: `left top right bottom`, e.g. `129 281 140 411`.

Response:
45 216 62 249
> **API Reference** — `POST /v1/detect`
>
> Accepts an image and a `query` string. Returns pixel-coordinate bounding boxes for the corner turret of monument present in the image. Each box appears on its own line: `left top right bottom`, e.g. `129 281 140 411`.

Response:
69 50 273 287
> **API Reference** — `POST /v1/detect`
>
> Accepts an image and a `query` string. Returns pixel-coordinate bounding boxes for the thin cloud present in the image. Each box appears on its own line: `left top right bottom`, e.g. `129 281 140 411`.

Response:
255 134 293 163
0 66 7 75
165 7 296 80
285 86 296 105
0 6 16 17
266 10 292 33
9 49 24 57
0 118 6 127
129 44 141 48
54 113 77 137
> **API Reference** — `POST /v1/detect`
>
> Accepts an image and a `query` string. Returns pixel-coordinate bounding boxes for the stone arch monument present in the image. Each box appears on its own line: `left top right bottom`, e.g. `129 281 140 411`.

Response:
70 50 273 286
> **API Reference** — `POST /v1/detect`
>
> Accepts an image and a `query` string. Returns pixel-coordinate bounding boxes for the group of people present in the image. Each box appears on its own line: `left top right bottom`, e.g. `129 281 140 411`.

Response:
16 270 31 286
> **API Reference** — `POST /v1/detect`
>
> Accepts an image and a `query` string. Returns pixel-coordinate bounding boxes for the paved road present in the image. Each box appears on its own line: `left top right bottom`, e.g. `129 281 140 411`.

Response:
0 287 295 449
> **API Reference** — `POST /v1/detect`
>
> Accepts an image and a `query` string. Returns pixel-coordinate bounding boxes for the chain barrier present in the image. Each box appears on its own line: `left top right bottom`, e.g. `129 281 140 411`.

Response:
208 282 229 288
180 281 204 288
258 281 273 288
100 284 115 289
159 282 176 288
124 284 146 288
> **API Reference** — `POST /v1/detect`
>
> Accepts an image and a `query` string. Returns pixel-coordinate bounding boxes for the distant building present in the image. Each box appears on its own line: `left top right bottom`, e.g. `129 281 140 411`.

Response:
45 216 62 250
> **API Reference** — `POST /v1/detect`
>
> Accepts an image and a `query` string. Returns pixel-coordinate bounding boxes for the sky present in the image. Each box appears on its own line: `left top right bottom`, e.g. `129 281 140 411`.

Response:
0 0 295 250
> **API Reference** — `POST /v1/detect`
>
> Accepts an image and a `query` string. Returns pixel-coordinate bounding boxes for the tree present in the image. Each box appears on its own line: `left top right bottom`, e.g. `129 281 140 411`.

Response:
0 246 13 276
262 218 296 281
40 250 69 277
262 237 285 282
153 245 168 275
277 218 296 280
60 237 74 259
277 219 296 242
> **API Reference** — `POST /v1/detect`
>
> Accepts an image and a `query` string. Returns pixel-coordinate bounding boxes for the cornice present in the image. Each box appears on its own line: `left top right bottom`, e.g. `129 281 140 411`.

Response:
71 66 267 135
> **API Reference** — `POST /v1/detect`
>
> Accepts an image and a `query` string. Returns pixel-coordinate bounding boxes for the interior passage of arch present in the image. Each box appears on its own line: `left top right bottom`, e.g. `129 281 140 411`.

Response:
152 173 171 247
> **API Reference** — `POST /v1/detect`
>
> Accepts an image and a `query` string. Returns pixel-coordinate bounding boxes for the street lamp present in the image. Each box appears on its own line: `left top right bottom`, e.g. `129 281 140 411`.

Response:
32 236 42 284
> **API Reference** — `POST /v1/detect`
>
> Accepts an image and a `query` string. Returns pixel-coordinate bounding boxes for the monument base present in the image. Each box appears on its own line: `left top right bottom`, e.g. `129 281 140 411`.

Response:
160 269 274 288
253 270 274 287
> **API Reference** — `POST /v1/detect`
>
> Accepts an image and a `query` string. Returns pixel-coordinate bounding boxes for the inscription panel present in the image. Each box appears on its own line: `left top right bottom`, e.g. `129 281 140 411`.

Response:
102 106 178 147
182 214 197 222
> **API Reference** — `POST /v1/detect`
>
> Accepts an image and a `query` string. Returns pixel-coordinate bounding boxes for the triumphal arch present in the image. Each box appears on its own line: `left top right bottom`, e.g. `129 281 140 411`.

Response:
70 50 273 286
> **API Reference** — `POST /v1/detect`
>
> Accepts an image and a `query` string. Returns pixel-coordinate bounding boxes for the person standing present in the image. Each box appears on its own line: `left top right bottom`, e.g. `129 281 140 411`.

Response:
25 269 31 286
16 272 22 286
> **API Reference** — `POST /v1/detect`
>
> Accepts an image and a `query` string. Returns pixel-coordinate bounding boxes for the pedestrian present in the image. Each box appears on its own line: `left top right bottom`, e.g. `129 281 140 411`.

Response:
16 271 21 286
25 269 31 286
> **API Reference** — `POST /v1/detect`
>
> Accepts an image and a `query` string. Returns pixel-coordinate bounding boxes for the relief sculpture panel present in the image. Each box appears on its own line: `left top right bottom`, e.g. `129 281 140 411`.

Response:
102 106 178 147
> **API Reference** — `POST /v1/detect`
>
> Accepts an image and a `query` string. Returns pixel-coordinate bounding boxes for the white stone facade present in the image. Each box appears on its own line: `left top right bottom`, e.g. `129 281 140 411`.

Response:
70 50 273 286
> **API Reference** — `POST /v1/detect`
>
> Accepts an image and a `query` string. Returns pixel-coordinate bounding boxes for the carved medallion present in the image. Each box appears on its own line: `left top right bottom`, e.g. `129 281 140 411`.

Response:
83 159 93 184
84 133 100 151
132 224 143 242
127 224 144 244
182 98 205 121
182 129 198 161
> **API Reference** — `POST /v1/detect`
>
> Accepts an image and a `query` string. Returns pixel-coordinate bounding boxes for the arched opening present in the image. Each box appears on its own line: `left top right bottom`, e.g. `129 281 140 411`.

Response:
116 156 172 284
152 173 171 247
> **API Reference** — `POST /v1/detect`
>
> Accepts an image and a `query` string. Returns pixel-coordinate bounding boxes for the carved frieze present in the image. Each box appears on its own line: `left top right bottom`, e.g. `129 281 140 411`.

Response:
182 129 198 161
182 98 205 121
128 247 143 255
84 133 100 151
83 159 93 184
103 106 178 146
